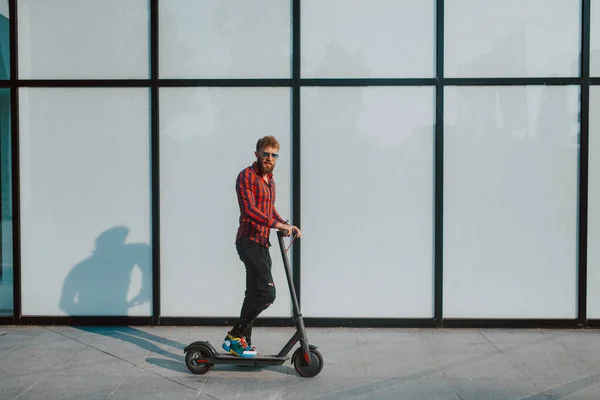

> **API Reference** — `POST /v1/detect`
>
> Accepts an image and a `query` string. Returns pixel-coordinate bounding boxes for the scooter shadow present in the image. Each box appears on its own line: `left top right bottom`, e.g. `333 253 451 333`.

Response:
145 357 295 376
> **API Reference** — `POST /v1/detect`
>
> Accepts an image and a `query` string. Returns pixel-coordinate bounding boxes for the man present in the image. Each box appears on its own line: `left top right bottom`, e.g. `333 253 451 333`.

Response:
223 136 301 358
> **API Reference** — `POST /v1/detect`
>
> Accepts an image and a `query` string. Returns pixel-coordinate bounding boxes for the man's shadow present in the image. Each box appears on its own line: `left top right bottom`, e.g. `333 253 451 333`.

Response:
60 226 151 315
59 226 187 372
78 326 189 373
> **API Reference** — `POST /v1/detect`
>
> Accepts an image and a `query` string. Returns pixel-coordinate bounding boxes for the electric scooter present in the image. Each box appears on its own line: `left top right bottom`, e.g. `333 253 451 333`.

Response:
183 231 324 378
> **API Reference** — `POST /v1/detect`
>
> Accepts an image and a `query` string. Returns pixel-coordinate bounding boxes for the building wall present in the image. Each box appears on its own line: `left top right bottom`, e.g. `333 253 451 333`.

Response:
1 0 600 324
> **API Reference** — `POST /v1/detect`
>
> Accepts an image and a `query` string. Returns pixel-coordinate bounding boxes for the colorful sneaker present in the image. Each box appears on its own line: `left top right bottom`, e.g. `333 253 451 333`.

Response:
222 332 257 358
222 333 257 353
222 333 257 354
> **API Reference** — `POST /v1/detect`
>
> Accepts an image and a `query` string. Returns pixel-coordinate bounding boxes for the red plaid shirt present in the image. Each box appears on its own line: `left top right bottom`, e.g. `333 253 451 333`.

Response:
235 162 287 247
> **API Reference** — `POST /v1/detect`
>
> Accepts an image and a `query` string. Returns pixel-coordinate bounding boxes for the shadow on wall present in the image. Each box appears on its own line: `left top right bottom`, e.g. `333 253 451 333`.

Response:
59 226 151 316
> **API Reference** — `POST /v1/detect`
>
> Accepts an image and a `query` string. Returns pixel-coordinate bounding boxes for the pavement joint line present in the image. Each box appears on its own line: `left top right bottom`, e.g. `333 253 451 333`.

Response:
478 329 545 396
45 327 201 394
195 383 219 400
517 372 600 400
104 378 124 400
308 331 566 400
11 378 43 400
478 329 505 355
548 332 598 371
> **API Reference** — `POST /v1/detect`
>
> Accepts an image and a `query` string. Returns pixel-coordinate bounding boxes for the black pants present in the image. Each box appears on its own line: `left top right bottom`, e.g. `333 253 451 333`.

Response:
230 236 276 345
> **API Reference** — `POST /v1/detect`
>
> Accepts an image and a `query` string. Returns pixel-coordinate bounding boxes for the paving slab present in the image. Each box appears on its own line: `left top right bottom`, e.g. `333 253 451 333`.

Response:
1 326 600 399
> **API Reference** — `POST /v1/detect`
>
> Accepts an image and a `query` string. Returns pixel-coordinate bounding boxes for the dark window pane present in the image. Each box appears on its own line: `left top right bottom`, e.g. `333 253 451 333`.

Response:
0 2 8 80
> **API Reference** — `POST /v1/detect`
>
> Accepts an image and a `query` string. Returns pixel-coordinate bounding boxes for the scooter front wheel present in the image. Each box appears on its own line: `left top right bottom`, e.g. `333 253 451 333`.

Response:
185 346 213 375
293 348 324 378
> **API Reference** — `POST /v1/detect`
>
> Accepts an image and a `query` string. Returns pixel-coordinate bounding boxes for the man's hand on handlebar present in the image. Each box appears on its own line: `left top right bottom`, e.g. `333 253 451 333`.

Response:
276 222 301 238
291 225 302 238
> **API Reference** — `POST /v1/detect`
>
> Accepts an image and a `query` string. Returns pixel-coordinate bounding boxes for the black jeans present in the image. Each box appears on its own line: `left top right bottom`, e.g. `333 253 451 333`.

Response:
230 236 276 345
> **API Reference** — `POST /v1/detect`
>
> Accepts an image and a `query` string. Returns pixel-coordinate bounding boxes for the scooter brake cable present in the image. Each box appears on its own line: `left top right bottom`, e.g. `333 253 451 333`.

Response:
285 234 297 253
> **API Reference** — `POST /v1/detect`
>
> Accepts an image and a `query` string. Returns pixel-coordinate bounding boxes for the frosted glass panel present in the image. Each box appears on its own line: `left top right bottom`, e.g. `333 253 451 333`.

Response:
160 0 290 78
0 89 11 315
588 87 600 318
301 0 434 78
160 87 292 317
444 86 579 318
18 0 149 79
19 88 151 316
445 0 580 78
591 0 600 76
301 87 435 318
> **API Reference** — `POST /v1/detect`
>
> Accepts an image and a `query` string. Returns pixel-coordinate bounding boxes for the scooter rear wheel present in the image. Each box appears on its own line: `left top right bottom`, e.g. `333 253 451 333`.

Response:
185 346 213 375
293 348 324 378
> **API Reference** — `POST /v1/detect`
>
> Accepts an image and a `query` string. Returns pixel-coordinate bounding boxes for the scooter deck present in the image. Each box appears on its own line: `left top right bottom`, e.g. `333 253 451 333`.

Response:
213 352 290 366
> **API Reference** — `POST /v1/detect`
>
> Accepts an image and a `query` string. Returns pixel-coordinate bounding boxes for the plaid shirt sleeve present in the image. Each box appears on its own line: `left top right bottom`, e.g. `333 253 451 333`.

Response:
236 168 279 228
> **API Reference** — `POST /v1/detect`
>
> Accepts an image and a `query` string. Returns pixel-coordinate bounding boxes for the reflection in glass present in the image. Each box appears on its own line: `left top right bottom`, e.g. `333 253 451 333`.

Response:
300 87 435 318
591 0 600 76
444 86 579 318
159 0 290 78
587 88 600 317
159 87 292 317
0 0 9 79
18 0 148 79
445 0 580 78
301 0 434 78
0 88 11 315
19 88 151 316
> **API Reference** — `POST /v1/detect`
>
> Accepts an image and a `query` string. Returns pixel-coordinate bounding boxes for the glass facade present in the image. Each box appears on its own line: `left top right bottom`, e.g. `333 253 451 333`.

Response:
18 0 149 79
301 86 435 318
0 1 10 316
445 0 580 77
1 0 598 324
19 88 151 316
159 0 291 78
0 88 10 316
301 0 435 78
0 0 8 80
588 87 600 318
443 86 579 318
159 87 291 317
591 0 600 76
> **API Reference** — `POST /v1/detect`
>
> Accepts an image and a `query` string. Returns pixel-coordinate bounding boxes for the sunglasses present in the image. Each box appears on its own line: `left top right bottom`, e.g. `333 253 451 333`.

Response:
261 151 279 159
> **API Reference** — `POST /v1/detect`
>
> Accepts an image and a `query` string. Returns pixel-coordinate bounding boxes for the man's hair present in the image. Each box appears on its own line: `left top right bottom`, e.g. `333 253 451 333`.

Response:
256 136 280 152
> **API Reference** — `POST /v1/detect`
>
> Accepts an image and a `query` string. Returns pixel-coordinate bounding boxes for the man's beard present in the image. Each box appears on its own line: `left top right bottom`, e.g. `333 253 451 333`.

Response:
257 158 275 175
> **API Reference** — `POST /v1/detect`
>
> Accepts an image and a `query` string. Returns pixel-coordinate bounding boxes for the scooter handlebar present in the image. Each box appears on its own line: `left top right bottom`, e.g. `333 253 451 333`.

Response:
276 230 298 239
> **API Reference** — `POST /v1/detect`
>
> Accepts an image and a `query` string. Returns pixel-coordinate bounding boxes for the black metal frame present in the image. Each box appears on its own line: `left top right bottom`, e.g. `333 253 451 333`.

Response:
1 0 599 329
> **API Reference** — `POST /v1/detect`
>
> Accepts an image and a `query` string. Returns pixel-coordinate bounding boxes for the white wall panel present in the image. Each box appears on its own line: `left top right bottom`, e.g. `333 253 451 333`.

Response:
160 87 292 317
445 0 580 78
0 88 11 315
301 0 434 78
587 87 600 317
18 0 149 79
444 86 579 318
301 86 435 318
160 0 290 78
19 88 151 316
591 0 600 76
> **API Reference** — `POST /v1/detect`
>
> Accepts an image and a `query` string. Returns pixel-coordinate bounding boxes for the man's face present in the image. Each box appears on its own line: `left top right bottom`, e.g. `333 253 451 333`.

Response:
255 145 279 175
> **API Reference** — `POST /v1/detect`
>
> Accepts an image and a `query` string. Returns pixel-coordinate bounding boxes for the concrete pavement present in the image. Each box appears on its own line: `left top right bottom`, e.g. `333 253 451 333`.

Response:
1 325 600 399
